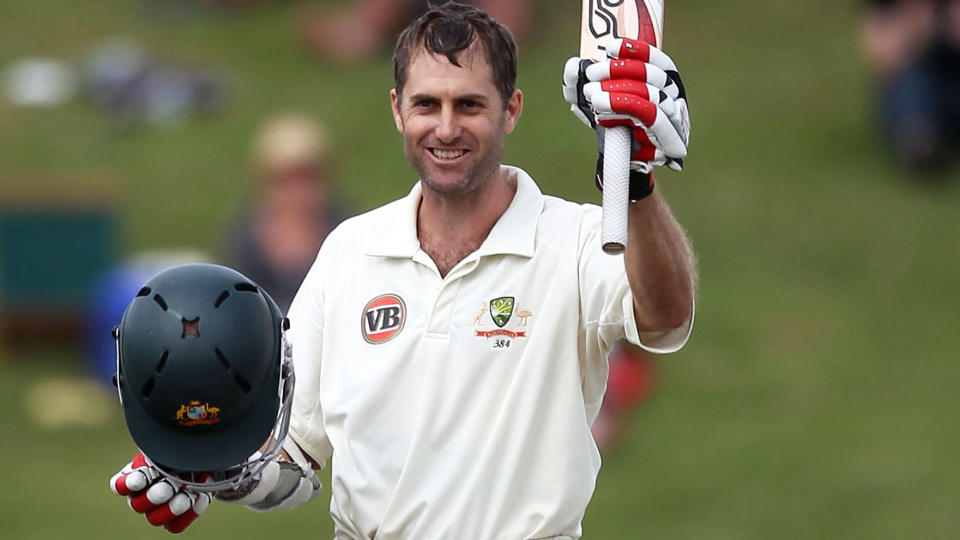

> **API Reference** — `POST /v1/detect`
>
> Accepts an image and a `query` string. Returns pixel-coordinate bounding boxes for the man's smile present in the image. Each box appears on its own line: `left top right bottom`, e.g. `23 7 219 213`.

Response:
430 148 467 159
427 147 471 165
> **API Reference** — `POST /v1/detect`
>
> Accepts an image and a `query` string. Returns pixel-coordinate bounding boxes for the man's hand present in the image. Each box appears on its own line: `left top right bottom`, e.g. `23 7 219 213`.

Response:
563 38 690 198
109 453 211 534
213 439 322 512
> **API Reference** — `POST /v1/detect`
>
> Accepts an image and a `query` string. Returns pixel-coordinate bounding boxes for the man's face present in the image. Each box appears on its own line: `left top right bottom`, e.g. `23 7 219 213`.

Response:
390 45 522 196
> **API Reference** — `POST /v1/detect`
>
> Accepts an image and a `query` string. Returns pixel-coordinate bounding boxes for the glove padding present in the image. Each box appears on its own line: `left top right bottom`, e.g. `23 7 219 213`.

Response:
109 453 211 534
563 38 690 184
213 438 322 512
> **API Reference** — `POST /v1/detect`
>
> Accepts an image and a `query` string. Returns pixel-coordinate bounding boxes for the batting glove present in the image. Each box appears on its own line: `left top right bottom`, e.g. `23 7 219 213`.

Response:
213 438 322 512
109 452 211 534
563 38 690 199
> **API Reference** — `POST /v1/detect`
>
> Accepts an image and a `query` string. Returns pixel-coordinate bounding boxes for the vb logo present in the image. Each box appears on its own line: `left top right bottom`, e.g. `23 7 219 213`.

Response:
361 294 406 344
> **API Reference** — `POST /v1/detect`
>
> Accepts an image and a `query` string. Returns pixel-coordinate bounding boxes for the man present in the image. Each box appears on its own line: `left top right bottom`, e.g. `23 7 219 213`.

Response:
226 113 349 312
111 3 695 538
860 0 960 172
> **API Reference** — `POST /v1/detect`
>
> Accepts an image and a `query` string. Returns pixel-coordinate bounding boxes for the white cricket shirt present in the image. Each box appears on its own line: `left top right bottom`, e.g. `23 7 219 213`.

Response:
287 166 693 539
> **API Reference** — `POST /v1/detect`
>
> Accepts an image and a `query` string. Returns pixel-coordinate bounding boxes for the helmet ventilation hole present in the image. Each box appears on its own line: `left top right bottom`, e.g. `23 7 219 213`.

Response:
181 317 200 339
214 347 250 393
234 374 252 394
215 347 231 370
153 294 168 311
214 290 230 308
142 378 156 398
155 350 169 373
234 283 258 293
137 287 151 297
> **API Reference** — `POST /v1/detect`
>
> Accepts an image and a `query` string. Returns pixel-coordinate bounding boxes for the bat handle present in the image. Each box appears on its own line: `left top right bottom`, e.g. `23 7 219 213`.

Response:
601 126 631 253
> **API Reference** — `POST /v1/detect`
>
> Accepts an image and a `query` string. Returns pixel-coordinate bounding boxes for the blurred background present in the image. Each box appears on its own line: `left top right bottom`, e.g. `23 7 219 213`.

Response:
1 0 959 538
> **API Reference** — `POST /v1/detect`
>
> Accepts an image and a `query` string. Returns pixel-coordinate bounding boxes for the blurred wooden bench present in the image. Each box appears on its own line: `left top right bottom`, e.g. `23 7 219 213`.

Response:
0 181 118 345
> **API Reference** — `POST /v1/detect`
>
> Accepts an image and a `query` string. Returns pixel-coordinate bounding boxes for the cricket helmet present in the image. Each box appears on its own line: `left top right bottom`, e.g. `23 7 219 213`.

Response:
114 263 294 489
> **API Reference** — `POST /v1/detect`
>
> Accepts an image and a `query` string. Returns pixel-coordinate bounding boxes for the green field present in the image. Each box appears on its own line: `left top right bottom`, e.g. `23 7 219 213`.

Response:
2 1 959 538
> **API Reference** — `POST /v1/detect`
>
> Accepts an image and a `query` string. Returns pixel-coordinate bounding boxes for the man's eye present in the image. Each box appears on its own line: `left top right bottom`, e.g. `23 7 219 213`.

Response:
461 101 480 109
415 100 434 108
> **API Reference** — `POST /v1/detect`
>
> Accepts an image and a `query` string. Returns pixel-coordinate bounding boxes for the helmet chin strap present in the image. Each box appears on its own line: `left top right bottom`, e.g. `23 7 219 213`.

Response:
137 325 297 494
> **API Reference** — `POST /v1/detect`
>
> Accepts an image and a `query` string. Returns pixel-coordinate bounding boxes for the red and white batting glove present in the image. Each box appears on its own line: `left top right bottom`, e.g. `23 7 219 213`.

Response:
109 453 212 534
563 38 690 199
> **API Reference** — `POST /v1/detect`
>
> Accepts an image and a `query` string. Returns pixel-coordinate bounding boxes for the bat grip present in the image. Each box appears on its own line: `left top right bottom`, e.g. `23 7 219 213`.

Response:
601 126 631 253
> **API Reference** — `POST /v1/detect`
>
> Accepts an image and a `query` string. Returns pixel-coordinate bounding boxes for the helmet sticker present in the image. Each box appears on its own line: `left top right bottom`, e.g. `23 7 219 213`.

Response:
175 401 221 426
361 294 406 344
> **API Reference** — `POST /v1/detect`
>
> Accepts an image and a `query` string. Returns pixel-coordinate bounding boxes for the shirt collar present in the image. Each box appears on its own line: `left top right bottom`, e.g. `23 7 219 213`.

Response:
475 165 542 258
364 181 422 258
365 165 543 259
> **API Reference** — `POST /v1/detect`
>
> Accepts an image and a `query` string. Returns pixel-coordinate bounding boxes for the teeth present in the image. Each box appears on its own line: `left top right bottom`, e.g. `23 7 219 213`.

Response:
432 148 465 160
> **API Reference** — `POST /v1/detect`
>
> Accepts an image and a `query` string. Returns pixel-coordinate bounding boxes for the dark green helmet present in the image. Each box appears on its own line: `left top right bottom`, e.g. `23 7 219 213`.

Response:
114 263 294 486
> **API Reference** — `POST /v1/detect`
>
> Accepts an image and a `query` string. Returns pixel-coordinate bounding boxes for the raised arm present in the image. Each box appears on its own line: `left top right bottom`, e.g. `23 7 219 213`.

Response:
562 37 694 332
625 192 694 332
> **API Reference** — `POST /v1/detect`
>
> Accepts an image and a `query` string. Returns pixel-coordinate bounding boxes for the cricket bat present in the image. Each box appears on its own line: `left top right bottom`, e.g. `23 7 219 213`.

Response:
580 0 665 253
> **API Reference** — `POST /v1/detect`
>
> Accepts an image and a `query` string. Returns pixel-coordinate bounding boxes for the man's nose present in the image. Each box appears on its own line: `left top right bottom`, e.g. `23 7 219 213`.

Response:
434 105 462 142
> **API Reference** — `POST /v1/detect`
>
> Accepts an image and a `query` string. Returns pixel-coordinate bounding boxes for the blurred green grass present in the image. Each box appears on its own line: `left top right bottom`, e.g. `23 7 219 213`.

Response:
2 0 959 538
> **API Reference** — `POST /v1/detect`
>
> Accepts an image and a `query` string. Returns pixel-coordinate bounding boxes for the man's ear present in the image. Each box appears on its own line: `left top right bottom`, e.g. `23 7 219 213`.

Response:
504 89 523 135
390 89 403 133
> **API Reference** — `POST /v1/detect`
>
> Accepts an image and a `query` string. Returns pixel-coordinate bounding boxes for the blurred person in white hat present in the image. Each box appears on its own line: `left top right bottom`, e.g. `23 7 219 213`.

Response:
225 113 349 311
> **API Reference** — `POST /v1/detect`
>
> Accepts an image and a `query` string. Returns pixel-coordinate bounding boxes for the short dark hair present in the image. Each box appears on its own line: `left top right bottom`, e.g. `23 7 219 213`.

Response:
393 1 518 106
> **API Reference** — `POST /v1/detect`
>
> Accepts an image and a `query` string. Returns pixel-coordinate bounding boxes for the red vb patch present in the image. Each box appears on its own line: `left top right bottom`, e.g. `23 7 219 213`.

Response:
361 294 406 344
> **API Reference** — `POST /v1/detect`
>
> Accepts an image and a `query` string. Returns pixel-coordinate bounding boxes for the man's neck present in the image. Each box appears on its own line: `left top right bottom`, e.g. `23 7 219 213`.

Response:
417 168 517 277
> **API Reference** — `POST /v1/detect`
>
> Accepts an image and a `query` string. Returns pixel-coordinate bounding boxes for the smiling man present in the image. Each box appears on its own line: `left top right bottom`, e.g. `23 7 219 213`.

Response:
390 26 523 277
110 2 696 538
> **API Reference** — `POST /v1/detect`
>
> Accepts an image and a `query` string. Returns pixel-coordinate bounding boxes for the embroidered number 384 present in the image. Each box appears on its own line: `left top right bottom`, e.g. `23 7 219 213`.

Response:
474 296 533 350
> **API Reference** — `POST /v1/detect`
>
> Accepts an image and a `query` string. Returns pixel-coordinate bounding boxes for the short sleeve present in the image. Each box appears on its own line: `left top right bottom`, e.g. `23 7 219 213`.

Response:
285 239 334 467
622 289 694 353
578 205 694 354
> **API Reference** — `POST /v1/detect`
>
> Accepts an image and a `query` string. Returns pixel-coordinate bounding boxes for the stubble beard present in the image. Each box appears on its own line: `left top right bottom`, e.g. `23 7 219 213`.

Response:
403 127 505 197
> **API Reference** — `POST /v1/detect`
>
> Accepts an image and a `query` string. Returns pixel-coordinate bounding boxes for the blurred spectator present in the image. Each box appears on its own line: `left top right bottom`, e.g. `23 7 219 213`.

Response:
2 58 77 107
304 0 533 62
83 38 229 130
860 0 960 173
592 342 658 452
86 249 210 387
225 114 349 312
